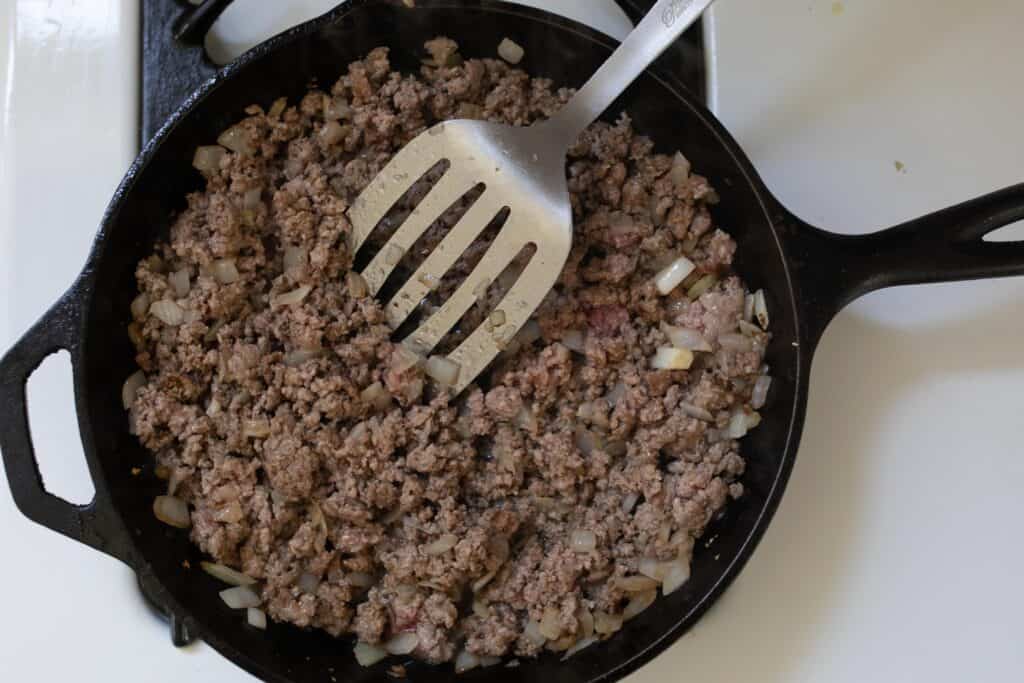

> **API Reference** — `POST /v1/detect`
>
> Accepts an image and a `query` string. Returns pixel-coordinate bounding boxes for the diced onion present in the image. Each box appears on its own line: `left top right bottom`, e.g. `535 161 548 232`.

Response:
661 561 691 595
271 285 312 309
670 152 691 187
621 492 639 514
594 611 623 636
562 636 598 660
212 259 240 284
616 575 659 593
650 347 694 371
638 558 668 582
153 495 190 528
516 319 542 346
687 273 718 300
319 120 346 145
622 589 657 621
219 585 261 609
561 329 585 353
297 572 320 594
323 96 350 121
242 188 262 210
514 405 538 432
425 355 460 387
346 271 369 298
577 606 594 639
570 530 597 553
131 293 150 319
283 246 308 275
472 568 498 593
193 145 225 174
727 409 762 439
384 632 419 655
538 607 563 640
243 419 271 438
718 333 754 352
660 322 711 352
354 642 388 667
361 382 393 411
217 125 254 155
150 299 185 326
284 348 321 367
743 293 755 322
751 375 772 410
348 572 375 588
201 561 256 586
574 427 603 456
654 256 697 295
247 607 267 630
523 620 547 645
122 370 146 410
738 320 762 337
455 649 481 673
423 533 458 556
753 289 769 329
679 402 714 422
497 37 525 64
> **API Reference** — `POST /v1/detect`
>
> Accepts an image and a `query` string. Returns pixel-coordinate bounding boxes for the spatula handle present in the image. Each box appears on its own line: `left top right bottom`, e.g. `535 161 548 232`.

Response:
547 0 716 142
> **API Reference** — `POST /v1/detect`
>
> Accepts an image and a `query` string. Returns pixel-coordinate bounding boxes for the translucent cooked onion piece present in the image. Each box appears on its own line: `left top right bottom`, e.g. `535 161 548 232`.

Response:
718 332 754 352
347 572 374 588
615 575 659 593
169 268 190 298
150 299 185 326
751 375 773 410
561 329 585 353
650 347 694 371
217 125 255 156
679 401 714 422
247 607 267 630
122 370 146 410
594 610 623 636
660 323 712 352
219 585 261 609
346 271 369 298
354 642 388 667
538 607 563 640
497 37 525 64
212 259 240 284
654 256 696 295
271 285 312 309
361 382 393 411
670 152 691 187
753 289 769 329
570 530 597 553
201 561 257 586
384 632 419 655
297 572 320 594
455 649 481 673
622 589 657 621
131 293 150 319
661 560 691 595
425 355 460 387
686 273 718 300
192 145 225 174
283 245 308 275
153 495 190 528
423 533 458 556
727 409 762 439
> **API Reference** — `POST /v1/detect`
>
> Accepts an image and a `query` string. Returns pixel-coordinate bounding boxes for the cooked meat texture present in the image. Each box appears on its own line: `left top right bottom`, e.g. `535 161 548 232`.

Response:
128 39 768 664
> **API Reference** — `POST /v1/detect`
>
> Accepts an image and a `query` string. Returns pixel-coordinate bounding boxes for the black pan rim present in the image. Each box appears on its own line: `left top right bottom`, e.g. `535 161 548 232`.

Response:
75 0 811 680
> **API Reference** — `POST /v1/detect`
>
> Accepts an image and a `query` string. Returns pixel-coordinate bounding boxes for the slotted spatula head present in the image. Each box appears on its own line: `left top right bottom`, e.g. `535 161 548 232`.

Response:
348 118 573 393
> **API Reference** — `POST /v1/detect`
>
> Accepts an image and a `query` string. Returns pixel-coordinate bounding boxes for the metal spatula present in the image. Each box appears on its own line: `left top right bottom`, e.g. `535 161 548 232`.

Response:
349 0 715 392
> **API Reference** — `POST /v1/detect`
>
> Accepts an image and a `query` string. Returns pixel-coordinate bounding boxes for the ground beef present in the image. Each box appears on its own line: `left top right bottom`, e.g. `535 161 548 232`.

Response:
127 39 770 667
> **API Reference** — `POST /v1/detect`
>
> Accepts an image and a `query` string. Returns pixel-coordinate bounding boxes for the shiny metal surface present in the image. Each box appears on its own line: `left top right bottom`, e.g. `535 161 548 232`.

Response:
351 0 716 392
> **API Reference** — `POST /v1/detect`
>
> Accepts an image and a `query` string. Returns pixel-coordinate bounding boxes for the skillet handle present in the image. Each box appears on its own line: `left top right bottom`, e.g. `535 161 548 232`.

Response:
0 287 132 565
790 183 1024 346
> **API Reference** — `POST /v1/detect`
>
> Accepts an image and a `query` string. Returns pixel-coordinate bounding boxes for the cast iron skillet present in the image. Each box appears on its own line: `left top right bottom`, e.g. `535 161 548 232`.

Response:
3 1 1024 681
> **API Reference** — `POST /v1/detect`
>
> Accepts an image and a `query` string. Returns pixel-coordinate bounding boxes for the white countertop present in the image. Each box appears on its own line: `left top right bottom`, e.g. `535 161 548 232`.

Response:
2 1 1023 681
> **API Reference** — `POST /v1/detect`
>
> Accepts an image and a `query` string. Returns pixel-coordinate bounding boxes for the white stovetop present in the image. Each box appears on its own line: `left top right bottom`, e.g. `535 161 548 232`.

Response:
2 1 1023 681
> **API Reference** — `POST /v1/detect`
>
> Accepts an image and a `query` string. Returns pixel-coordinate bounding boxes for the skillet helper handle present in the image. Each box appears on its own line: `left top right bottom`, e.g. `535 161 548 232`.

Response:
0 289 131 564
792 183 1024 345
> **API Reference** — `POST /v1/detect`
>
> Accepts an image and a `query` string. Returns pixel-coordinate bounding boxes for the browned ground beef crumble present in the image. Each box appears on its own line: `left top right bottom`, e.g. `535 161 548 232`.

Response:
127 38 769 666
